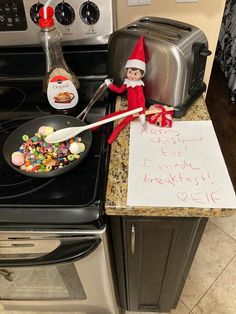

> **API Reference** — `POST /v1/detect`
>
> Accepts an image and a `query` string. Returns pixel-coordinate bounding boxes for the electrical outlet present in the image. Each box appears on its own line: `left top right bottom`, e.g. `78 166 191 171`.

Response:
176 0 198 2
128 0 151 6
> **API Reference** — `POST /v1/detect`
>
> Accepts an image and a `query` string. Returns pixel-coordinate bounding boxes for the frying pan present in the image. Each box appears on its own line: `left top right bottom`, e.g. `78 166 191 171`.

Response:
3 115 92 178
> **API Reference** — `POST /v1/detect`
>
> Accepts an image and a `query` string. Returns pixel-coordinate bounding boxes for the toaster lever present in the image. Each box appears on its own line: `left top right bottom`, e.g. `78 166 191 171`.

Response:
200 49 212 57
189 42 212 96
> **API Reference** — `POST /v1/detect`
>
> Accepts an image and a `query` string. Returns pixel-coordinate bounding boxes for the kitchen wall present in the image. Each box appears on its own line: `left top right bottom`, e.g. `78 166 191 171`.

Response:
114 0 227 88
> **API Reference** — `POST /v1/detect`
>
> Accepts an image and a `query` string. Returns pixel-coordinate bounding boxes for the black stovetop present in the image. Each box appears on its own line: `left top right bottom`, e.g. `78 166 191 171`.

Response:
0 80 113 229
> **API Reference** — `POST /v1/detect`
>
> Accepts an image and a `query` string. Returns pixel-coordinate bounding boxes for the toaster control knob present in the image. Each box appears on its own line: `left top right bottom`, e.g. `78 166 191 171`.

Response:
80 1 100 25
55 2 75 25
30 2 44 24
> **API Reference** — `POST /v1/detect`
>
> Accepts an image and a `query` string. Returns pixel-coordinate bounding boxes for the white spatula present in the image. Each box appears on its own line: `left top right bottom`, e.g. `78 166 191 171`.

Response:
45 107 143 143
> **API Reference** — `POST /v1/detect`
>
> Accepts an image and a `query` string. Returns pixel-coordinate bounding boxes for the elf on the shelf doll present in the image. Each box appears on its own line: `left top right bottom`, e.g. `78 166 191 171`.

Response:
104 36 146 144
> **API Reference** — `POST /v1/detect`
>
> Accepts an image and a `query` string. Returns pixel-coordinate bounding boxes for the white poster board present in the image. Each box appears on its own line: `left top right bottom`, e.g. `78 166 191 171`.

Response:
127 121 236 208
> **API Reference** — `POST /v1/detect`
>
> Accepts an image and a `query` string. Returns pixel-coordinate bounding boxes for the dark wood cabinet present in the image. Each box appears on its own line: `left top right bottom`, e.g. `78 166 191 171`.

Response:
109 216 208 312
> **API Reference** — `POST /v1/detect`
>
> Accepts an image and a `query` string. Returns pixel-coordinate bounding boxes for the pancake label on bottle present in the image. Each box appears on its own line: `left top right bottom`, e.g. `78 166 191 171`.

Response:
47 75 78 110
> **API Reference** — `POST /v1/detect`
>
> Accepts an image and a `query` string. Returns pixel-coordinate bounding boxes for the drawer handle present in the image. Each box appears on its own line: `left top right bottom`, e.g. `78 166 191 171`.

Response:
131 224 135 255
0 269 14 281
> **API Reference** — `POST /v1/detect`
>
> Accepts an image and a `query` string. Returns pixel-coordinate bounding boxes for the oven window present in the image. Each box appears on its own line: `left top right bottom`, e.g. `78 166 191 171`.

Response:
0 263 86 300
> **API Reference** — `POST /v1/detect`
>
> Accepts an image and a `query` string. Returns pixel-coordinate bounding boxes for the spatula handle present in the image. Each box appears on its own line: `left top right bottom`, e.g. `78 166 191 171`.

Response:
81 107 143 131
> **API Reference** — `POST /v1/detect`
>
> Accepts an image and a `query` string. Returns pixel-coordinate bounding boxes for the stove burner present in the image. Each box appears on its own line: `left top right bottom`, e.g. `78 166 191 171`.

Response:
0 44 112 227
0 117 56 199
0 73 111 216
0 176 54 200
0 86 26 117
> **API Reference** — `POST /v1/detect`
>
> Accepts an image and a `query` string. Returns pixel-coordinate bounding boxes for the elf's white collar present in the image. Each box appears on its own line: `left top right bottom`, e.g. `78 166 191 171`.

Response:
124 79 144 88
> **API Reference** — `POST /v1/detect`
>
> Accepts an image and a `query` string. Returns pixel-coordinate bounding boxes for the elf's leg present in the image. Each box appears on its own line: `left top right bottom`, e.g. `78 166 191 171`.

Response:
108 115 135 144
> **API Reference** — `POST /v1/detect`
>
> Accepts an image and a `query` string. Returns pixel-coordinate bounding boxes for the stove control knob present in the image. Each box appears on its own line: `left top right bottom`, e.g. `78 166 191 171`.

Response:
55 2 75 25
80 1 100 25
30 2 44 24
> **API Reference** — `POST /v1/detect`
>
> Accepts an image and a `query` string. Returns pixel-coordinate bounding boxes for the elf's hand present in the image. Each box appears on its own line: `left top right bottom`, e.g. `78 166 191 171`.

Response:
139 113 146 125
104 79 112 87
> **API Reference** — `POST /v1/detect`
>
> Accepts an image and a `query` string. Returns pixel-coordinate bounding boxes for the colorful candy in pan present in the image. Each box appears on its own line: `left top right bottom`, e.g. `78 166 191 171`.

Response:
11 125 86 173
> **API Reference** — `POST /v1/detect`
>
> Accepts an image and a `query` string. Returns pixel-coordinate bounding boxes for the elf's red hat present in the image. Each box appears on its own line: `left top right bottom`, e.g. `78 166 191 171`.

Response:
125 36 146 73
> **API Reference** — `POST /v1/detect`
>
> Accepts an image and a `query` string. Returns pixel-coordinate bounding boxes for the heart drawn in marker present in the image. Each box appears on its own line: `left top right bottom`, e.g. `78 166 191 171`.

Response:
177 192 188 202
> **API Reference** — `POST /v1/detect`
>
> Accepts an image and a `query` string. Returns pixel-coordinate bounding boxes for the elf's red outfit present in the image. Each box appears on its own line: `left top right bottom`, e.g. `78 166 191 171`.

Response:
106 79 145 144
100 36 146 144
109 80 145 112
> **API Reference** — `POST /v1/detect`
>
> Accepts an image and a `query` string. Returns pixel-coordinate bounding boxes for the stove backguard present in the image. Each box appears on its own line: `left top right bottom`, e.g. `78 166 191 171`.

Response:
0 0 115 46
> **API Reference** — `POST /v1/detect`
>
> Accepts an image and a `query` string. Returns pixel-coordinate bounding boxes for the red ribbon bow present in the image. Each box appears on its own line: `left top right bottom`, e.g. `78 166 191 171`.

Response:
148 104 174 127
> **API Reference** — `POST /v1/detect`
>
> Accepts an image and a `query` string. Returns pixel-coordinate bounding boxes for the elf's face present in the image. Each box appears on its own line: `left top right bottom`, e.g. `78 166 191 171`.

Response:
126 68 144 81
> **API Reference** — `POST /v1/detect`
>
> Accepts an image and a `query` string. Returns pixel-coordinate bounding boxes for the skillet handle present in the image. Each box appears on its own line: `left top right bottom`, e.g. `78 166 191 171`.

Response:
76 82 108 120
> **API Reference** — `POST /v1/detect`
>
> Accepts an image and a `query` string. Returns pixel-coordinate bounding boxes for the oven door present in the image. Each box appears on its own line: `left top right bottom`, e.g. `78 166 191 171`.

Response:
0 228 119 314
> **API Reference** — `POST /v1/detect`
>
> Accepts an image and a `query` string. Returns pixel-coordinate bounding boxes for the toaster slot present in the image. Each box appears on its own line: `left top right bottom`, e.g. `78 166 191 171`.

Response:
126 24 180 42
138 23 181 40
139 17 192 33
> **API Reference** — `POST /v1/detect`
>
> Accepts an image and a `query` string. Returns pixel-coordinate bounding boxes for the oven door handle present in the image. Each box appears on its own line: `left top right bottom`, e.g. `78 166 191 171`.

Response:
0 238 101 267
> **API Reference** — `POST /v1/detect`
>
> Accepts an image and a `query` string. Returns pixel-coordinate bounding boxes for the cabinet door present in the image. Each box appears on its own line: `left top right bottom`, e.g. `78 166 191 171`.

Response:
121 217 207 312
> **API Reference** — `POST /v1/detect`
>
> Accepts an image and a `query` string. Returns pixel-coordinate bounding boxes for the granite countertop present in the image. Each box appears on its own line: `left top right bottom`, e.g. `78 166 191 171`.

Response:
105 96 234 217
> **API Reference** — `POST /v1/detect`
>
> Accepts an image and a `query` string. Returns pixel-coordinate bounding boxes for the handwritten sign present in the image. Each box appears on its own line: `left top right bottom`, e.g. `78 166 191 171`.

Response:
127 121 236 208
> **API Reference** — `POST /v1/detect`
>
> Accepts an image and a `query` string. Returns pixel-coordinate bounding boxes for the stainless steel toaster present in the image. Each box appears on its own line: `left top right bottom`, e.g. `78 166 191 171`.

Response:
107 16 211 117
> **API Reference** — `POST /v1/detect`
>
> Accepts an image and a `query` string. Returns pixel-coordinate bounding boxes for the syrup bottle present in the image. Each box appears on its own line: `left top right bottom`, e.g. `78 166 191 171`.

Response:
38 6 80 114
